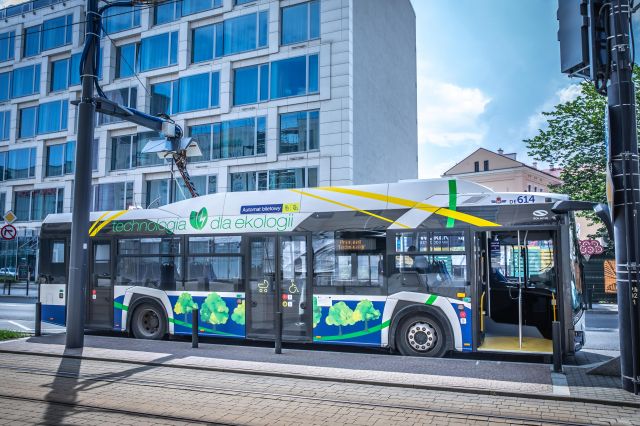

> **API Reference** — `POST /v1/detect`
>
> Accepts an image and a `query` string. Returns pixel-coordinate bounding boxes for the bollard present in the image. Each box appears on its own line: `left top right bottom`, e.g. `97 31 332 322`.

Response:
192 308 199 348
552 320 562 373
275 309 282 354
34 301 42 337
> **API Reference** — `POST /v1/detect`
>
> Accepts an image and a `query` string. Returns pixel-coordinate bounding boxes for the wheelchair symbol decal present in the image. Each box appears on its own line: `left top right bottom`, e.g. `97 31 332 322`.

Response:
288 280 300 294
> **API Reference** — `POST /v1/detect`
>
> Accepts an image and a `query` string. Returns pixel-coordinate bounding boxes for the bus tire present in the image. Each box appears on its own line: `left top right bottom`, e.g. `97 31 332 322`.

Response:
131 303 167 340
396 314 448 357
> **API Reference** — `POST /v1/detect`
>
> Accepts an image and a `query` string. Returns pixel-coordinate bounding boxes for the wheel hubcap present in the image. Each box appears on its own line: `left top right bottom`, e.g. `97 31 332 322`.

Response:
140 310 160 337
407 321 437 352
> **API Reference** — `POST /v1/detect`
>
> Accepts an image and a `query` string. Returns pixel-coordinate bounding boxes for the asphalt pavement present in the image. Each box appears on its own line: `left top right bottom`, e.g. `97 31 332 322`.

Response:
584 306 620 352
0 301 65 334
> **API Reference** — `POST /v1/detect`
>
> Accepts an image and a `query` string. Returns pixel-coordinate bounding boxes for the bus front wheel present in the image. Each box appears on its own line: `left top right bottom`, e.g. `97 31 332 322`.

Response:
131 303 167 340
396 314 448 357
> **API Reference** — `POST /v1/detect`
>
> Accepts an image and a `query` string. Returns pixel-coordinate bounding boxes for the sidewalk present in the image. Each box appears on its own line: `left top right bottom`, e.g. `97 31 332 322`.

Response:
0 333 637 407
590 303 618 314
0 281 37 299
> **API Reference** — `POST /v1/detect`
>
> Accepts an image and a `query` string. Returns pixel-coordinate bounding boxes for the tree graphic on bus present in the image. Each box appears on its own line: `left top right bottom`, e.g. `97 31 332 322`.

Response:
353 299 381 331
232 301 245 325
324 299 381 335
173 292 198 324
325 301 356 336
200 292 229 330
312 296 322 328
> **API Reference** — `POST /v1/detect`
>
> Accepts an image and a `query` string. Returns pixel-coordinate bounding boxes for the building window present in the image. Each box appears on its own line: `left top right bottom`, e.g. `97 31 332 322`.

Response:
92 182 133 211
281 1 320 45
0 31 14 63
155 1 181 25
116 43 137 78
50 58 70 92
102 5 141 34
12 64 41 98
182 0 222 16
0 193 5 213
23 26 41 57
146 174 217 207
14 188 64 222
233 54 318 105
98 87 137 125
527 184 531 192
151 72 220 115
69 53 82 86
474 161 479 172
46 141 75 177
111 132 164 171
139 31 178 72
279 110 319 154
192 23 223 63
4 147 36 180
230 167 317 192
0 72 9 101
42 15 73 51
92 138 100 171
236 0 256 5
37 100 68 134
188 116 266 162
483 160 489 171
0 111 9 141
19 106 37 139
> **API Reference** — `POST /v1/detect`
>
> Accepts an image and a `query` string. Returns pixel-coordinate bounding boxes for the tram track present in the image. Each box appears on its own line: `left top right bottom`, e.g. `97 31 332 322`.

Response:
0 362 609 426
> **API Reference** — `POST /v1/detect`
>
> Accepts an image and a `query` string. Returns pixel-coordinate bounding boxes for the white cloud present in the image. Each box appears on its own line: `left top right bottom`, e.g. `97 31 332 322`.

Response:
526 83 581 136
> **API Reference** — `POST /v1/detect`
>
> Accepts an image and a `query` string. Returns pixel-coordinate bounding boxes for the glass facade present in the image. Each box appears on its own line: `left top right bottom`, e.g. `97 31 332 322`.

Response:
23 26 41 57
12 64 41 98
37 100 68 134
14 188 63 222
151 72 220 115
116 43 137 78
98 87 137 125
50 57 70 92
92 182 134 211
182 0 222 16
111 132 164 171
188 116 266 162
0 72 9 101
103 5 141 34
18 106 37 138
234 54 318 105
69 53 82 86
191 23 223 63
155 1 181 25
281 1 320 45
230 167 317 192
146 174 216 207
139 31 178 72
0 110 9 141
0 31 14 62
279 110 319 153
45 141 75 177
4 147 36 180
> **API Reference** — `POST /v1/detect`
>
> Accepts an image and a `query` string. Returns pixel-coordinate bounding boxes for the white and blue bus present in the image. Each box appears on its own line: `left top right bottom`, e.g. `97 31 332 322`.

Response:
38 178 588 357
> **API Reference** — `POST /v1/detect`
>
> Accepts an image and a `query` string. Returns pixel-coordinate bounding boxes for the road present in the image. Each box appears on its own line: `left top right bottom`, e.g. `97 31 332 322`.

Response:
584 309 620 352
0 352 636 425
0 301 65 334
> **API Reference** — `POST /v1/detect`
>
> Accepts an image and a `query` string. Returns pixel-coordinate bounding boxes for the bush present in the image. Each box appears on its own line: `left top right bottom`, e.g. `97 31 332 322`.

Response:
0 330 27 341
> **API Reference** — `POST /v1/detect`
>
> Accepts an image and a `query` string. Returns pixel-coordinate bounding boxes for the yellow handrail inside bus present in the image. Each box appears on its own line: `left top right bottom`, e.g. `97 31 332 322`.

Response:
551 291 557 322
480 291 485 332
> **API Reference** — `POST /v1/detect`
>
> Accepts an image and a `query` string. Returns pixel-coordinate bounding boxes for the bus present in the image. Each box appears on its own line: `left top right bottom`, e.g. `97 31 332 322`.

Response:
38 178 588 357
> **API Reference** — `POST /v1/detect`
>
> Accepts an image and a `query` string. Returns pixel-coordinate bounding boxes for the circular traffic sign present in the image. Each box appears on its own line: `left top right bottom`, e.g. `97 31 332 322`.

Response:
1 224 16 240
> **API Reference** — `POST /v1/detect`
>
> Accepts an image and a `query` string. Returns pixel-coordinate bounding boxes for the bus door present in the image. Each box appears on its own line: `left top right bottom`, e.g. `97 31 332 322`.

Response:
478 230 557 353
246 235 312 342
87 240 113 328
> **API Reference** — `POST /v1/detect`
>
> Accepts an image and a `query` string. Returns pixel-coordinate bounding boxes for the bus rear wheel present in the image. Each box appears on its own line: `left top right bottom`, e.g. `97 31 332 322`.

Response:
396 314 448 357
131 303 167 340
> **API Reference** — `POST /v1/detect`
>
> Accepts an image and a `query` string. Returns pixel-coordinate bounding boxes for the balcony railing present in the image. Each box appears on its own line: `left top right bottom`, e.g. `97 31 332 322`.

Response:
1 0 66 20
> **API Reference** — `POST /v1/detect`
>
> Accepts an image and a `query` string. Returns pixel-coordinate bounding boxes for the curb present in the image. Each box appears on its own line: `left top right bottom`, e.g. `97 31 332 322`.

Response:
1 348 639 409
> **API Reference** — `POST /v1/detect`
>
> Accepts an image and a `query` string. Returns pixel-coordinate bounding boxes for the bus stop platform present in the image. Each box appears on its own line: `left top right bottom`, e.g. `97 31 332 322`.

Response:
0 333 638 408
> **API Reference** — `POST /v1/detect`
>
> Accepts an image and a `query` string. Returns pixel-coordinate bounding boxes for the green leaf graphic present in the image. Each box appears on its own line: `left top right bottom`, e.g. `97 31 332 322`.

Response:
190 207 208 230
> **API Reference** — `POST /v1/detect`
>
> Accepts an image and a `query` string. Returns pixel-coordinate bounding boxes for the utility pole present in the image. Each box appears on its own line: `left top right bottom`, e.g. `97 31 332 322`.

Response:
605 0 640 394
65 0 98 349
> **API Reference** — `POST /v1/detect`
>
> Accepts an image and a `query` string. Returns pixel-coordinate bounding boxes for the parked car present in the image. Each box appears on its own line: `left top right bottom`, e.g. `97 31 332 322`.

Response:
0 267 17 281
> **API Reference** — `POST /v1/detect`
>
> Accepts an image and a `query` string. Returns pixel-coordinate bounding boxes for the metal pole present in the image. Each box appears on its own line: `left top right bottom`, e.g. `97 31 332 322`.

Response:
169 160 175 204
35 301 41 337
66 0 98 349
606 0 640 394
275 309 282 354
192 308 199 349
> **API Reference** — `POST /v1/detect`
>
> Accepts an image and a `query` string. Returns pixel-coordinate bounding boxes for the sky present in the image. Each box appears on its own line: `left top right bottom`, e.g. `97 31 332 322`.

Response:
410 0 583 177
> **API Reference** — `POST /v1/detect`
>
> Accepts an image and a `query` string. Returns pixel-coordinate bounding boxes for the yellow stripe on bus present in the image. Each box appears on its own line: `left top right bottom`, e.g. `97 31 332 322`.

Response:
88 211 111 235
89 210 128 237
317 186 501 228
290 189 411 229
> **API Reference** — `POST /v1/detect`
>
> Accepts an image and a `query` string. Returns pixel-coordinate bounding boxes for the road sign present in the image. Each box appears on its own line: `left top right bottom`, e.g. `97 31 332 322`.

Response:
3 210 16 224
1 224 16 240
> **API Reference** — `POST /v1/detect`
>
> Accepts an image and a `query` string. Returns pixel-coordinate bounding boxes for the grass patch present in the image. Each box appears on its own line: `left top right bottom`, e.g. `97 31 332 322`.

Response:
0 330 27 341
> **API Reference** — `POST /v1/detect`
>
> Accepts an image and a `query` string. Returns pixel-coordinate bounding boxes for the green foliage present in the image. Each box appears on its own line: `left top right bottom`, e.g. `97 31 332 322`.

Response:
353 299 381 330
325 301 356 335
174 292 198 319
312 296 322 328
0 330 27 341
231 301 245 325
200 292 229 327
525 68 640 245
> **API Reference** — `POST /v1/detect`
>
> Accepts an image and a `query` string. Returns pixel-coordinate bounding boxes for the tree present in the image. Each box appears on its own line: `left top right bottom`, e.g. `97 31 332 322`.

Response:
173 292 198 324
325 301 356 336
525 68 640 246
312 296 322 328
200 292 229 330
352 299 381 331
231 301 245 325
